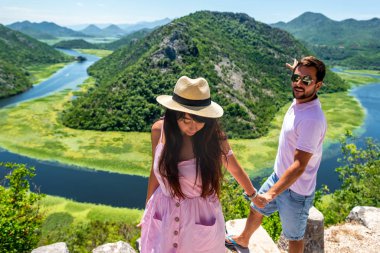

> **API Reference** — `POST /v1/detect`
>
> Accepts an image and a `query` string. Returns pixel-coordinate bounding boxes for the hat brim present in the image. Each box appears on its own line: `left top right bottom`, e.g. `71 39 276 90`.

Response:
156 95 224 118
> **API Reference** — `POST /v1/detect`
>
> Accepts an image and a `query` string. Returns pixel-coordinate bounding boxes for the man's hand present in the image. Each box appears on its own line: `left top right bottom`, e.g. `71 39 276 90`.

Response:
286 58 298 71
251 194 269 208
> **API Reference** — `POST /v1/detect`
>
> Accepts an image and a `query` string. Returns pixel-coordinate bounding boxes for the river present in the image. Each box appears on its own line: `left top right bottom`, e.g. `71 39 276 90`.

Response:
1 56 379 208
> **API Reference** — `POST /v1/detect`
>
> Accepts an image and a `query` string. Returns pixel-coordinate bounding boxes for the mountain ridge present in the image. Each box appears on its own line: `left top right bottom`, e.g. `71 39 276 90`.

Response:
7 21 89 39
271 12 380 69
0 24 71 98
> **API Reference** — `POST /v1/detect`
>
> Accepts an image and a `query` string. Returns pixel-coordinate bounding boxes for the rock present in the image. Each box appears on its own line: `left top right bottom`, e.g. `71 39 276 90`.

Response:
31 242 69 253
278 206 324 253
92 241 136 253
324 206 380 253
135 238 141 252
226 218 281 253
325 222 380 253
346 206 380 230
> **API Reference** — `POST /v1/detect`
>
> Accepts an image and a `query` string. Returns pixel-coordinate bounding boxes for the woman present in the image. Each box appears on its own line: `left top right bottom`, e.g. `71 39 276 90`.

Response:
140 76 259 252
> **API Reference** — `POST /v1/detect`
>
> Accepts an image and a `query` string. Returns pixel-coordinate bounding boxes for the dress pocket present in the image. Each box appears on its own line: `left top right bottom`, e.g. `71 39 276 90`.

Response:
192 218 221 251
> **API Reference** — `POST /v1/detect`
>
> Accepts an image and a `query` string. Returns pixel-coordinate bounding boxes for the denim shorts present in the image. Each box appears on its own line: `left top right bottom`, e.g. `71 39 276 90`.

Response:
250 172 315 241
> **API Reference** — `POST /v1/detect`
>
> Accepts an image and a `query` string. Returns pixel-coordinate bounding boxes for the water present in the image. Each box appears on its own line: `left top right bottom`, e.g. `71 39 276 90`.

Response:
0 49 99 108
0 148 147 208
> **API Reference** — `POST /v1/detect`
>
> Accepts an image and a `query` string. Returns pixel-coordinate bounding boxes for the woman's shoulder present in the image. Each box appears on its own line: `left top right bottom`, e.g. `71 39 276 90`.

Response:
151 119 163 132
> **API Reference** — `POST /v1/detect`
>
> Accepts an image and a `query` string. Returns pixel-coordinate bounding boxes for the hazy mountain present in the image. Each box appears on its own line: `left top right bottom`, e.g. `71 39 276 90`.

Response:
78 19 171 37
101 28 153 50
7 21 89 39
80 24 103 36
102 24 126 37
61 11 346 138
50 29 153 50
0 24 71 98
272 12 380 69
119 18 171 33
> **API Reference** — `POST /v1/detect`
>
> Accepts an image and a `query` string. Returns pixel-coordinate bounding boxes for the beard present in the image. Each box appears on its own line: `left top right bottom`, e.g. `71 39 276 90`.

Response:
292 86 317 100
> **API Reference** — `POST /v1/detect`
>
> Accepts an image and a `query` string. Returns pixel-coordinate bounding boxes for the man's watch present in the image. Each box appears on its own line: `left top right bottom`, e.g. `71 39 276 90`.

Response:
243 188 258 200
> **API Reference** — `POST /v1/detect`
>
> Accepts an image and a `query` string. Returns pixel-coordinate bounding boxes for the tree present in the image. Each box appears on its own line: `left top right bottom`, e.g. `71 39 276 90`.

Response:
315 133 380 225
0 163 45 253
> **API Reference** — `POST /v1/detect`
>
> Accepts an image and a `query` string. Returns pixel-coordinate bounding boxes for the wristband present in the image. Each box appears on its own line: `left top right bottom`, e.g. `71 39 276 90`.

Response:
243 188 258 200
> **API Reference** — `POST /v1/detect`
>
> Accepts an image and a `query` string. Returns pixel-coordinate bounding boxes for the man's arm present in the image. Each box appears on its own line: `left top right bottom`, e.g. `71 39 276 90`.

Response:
258 149 313 206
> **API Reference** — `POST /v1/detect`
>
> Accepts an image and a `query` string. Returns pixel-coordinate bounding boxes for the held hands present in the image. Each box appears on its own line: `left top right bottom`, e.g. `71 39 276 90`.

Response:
251 194 268 208
251 192 274 209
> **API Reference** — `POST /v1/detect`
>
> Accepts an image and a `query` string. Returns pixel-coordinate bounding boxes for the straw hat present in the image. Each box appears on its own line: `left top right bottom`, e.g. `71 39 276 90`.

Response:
156 76 223 118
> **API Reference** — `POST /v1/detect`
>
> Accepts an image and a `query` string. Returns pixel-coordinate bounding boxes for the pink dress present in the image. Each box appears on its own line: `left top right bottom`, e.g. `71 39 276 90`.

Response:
140 129 226 252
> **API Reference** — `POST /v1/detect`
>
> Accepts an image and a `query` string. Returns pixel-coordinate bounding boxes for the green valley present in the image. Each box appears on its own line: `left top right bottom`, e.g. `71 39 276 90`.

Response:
61 11 347 139
0 24 72 98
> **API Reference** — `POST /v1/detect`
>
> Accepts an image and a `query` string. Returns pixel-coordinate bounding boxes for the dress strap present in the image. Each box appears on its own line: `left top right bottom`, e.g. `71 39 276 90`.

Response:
158 120 165 144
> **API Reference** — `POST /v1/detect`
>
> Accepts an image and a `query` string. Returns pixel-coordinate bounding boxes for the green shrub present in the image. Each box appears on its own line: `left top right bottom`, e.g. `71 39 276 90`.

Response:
221 175 282 242
315 133 380 225
0 163 45 253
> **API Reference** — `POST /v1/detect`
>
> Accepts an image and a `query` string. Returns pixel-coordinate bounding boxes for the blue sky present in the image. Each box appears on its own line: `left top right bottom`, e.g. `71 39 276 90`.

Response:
0 0 379 27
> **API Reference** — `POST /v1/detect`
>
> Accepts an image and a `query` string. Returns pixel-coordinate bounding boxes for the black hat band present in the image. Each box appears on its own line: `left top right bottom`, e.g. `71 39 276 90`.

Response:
172 93 211 107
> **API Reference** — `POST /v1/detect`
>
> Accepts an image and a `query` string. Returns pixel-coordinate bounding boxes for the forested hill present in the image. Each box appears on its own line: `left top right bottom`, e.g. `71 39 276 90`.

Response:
61 11 346 138
272 12 380 69
0 24 71 98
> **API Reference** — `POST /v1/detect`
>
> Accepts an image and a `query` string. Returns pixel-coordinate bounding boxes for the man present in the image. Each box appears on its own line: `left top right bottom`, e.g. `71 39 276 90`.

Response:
226 56 327 253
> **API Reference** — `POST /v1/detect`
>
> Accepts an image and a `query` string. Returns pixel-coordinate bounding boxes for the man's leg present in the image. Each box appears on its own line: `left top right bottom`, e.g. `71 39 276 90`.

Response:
226 172 278 248
289 240 304 253
227 208 264 247
276 189 315 253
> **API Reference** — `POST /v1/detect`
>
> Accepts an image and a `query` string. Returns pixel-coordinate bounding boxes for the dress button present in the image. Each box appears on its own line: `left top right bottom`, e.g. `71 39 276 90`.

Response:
174 230 179 235
173 243 178 248
176 202 180 207
175 217 180 222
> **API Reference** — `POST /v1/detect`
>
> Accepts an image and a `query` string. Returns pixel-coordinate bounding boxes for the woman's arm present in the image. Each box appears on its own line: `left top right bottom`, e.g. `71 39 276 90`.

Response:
222 140 267 207
145 120 162 205
222 140 256 196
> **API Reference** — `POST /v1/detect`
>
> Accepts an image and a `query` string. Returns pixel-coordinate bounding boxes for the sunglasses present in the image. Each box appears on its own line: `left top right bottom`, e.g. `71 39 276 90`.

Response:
291 74 314 86
180 114 208 124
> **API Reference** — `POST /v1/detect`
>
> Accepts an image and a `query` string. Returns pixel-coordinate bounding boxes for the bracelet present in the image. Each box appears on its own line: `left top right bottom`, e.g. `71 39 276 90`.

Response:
243 188 258 200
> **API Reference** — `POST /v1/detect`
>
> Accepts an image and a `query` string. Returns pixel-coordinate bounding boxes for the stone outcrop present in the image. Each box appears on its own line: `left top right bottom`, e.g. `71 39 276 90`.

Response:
225 218 281 253
92 241 136 253
324 206 380 253
346 206 380 230
31 242 69 253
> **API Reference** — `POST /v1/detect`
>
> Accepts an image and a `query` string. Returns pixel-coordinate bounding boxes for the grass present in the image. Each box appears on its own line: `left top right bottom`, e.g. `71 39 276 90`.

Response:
76 49 113 58
335 72 379 87
344 69 380 75
39 195 142 225
0 72 367 178
0 89 152 176
26 63 70 85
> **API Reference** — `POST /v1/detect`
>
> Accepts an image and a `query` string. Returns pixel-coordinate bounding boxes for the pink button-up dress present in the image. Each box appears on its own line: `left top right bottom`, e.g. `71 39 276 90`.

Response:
140 139 226 252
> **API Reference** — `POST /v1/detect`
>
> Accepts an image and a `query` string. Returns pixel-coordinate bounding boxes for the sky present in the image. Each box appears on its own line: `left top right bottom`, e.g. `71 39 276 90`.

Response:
0 0 379 28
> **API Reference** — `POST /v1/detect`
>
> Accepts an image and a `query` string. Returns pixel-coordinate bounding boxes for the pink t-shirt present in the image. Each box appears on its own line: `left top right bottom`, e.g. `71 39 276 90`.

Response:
274 98 327 195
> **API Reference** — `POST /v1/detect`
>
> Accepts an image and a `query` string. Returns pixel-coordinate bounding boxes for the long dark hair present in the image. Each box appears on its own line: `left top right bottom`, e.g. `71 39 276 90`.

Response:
158 109 226 199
